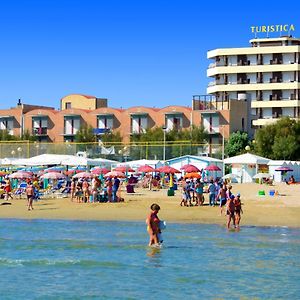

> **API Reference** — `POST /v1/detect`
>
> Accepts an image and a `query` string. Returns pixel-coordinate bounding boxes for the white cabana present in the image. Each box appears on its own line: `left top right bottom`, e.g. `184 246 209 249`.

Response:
268 160 300 182
113 159 163 170
224 153 270 183
166 155 223 178
11 154 75 166
62 156 117 168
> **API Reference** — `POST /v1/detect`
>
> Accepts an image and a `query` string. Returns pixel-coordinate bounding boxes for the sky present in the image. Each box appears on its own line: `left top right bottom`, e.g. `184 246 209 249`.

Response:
0 0 300 110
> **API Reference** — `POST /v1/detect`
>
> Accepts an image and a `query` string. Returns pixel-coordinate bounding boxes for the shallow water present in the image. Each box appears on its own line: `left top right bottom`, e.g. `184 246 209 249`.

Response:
0 219 299 299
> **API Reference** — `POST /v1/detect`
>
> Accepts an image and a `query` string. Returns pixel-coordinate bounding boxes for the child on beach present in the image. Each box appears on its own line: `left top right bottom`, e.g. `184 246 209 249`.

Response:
146 203 161 246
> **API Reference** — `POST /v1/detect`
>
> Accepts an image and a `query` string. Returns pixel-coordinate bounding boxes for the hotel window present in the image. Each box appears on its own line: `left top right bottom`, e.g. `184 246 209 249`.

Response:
165 113 183 131
65 102 72 109
64 116 80 135
97 115 114 130
32 117 48 135
0 117 14 135
131 114 148 134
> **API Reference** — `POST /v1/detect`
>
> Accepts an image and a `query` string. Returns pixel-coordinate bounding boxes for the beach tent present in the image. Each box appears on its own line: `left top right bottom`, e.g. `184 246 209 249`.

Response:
166 155 223 179
268 160 300 182
62 156 117 168
224 153 270 183
12 154 75 166
112 159 163 171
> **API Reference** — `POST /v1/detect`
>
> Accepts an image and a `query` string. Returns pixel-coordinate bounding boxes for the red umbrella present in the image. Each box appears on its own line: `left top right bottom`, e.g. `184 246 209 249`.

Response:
155 166 181 174
104 171 126 178
205 164 221 171
275 166 293 172
9 171 33 179
137 165 155 173
180 164 200 173
65 169 84 176
40 172 66 180
73 172 92 178
91 167 110 175
114 166 135 173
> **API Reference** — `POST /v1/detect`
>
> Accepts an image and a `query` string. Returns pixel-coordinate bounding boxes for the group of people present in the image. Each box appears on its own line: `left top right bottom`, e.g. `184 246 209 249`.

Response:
70 175 121 203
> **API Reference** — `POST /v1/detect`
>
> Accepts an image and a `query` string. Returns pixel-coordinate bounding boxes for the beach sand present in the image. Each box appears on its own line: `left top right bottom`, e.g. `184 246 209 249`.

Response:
0 183 299 227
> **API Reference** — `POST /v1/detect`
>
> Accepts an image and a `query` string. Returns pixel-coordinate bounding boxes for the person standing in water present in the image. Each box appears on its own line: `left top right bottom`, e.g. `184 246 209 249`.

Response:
146 203 161 246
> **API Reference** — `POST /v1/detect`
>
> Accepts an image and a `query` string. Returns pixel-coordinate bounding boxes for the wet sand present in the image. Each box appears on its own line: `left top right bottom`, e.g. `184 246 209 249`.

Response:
0 183 299 227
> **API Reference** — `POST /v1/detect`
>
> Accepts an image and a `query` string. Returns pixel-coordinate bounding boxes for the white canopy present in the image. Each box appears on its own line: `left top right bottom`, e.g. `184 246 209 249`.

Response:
62 156 117 167
11 154 75 166
224 153 270 165
114 159 162 169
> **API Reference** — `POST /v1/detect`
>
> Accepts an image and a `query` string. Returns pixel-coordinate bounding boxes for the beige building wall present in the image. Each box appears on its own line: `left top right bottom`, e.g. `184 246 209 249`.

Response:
61 94 107 111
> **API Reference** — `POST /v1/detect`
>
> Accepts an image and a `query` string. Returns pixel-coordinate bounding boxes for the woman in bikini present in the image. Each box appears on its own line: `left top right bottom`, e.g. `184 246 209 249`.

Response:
146 203 161 246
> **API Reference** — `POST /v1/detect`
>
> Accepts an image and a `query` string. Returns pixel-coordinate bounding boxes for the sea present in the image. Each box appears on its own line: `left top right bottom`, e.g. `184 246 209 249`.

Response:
0 219 299 300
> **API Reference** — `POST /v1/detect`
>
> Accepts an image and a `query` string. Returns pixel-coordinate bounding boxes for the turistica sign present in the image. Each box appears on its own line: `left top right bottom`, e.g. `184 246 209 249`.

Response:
251 24 295 36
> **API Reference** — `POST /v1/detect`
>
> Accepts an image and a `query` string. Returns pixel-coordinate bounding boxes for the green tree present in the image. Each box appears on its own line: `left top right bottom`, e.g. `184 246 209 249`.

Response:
21 130 37 142
225 131 250 157
75 125 96 143
0 129 17 141
254 117 300 160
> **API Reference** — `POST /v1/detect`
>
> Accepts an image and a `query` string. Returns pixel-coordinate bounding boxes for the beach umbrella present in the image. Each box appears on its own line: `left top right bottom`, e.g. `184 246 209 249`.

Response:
65 169 84 176
155 166 181 174
91 167 110 175
180 164 200 173
137 165 155 173
9 171 33 179
40 172 66 180
222 173 241 179
275 166 293 172
44 166 66 172
205 164 221 171
72 172 93 178
114 166 135 173
184 172 201 179
0 171 8 177
252 173 272 179
104 171 126 178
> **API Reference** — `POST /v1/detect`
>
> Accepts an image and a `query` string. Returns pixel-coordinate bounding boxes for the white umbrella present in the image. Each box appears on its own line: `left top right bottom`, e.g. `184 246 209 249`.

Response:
222 173 241 179
252 173 272 179
40 172 66 180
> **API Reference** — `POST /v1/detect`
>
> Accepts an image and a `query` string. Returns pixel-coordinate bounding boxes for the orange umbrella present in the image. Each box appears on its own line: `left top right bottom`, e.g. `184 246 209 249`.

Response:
184 172 201 179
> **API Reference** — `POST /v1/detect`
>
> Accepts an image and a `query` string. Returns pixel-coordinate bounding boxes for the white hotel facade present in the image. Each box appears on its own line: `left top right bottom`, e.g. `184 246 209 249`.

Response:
207 35 300 136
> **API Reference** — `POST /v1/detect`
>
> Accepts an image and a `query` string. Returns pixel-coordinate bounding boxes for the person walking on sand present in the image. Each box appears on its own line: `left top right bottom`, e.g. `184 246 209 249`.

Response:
146 203 161 246
217 184 227 215
26 182 34 211
195 179 204 206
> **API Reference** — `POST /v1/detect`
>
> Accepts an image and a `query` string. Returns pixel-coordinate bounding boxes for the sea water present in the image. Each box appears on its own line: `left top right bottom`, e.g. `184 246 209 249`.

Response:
0 219 299 299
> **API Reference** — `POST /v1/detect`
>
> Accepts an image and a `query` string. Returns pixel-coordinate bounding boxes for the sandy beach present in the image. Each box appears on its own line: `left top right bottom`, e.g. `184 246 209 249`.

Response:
0 183 299 227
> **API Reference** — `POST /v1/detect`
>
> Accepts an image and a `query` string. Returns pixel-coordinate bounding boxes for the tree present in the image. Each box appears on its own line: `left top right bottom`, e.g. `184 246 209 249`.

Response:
225 131 250 157
75 125 96 143
254 117 300 160
0 129 17 141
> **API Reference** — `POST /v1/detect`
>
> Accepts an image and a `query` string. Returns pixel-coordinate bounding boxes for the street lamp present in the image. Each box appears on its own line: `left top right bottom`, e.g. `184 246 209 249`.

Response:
11 150 15 158
17 147 22 158
162 126 167 161
220 125 225 176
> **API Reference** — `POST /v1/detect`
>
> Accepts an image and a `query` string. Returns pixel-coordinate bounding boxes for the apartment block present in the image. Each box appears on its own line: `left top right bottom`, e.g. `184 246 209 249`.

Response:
207 36 300 135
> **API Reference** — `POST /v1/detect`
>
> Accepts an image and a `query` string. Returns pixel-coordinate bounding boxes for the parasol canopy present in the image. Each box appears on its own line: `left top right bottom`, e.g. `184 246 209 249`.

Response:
275 166 293 172
104 171 126 178
180 164 200 173
40 172 66 180
72 172 93 178
114 166 135 173
155 166 181 174
137 165 155 173
184 172 201 179
91 167 110 175
9 171 33 179
205 164 221 171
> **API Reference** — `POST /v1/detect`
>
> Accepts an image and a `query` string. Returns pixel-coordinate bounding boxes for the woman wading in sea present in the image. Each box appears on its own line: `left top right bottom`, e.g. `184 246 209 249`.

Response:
146 203 161 246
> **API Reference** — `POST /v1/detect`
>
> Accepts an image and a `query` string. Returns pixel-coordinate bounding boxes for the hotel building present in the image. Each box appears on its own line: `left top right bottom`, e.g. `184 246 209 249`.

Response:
207 36 300 135
0 94 248 150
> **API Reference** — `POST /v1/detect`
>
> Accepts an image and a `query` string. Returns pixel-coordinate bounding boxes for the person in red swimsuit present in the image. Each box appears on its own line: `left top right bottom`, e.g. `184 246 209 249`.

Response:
146 203 161 246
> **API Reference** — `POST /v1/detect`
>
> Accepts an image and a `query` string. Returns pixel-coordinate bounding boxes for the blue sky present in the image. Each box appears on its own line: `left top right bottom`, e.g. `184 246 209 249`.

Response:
0 0 299 110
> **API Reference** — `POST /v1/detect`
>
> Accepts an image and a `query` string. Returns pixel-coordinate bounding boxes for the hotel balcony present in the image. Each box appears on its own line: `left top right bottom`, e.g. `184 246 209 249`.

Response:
252 116 299 127
207 63 300 77
192 96 229 111
207 81 300 94
251 99 300 108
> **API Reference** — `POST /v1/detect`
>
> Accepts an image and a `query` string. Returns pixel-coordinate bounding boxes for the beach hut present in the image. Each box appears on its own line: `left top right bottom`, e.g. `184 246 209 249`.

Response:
166 155 223 179
268 160 300 182
224 153 270 183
